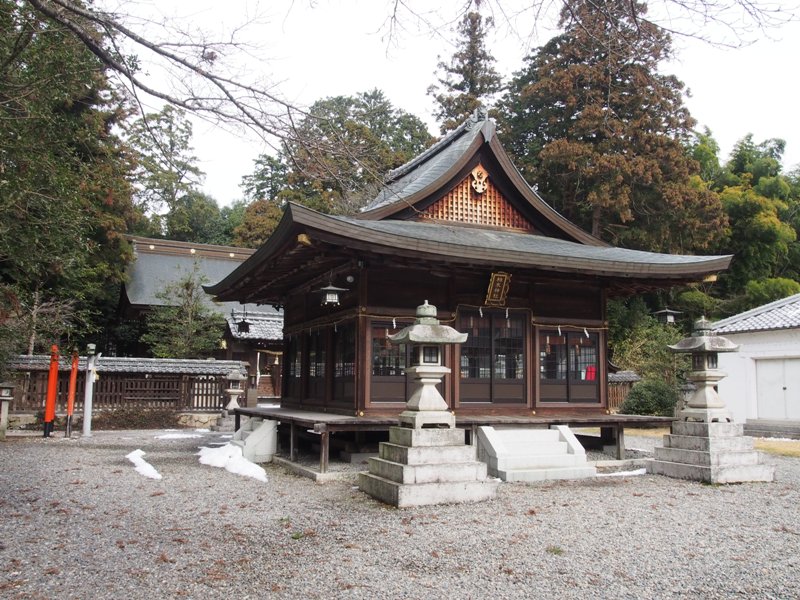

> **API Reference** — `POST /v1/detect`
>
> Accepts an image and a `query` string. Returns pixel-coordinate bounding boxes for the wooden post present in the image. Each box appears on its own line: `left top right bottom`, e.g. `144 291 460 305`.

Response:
319 425 329 474
43 345 59 437
65 350 79 438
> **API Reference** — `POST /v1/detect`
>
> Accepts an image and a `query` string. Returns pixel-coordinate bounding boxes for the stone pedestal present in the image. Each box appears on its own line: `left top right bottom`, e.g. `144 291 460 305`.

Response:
648 421 774 483
358 426 499 507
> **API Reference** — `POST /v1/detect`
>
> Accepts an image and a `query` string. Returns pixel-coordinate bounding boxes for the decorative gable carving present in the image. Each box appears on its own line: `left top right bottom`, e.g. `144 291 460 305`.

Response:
417 165 534 231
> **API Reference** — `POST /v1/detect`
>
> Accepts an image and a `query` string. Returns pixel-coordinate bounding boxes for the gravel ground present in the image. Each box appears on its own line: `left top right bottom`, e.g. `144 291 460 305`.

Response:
1 429 798 600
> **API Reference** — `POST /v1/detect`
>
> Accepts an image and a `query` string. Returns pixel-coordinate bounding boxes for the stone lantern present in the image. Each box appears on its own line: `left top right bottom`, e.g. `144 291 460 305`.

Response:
668 317 738 423
359 301 499 507
649 317 774 483
0 381 15 441
387 300 467 429
224 369 247 412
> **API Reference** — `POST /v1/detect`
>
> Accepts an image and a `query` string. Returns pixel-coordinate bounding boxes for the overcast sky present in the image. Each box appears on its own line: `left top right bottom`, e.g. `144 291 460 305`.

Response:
126 1 800 205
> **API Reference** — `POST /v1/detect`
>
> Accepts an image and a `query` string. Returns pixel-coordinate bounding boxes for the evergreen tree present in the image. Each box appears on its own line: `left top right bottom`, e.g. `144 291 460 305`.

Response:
126 105 204 229
0 0 135 363
140 264 225 358
498 0 725 253
278 89 432 215
428 11 503 134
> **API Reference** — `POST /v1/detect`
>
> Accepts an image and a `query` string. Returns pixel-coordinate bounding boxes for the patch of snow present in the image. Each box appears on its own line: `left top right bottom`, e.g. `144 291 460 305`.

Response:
194 428 211 433
197 443 267 482
597 468 647 478
125 449 163 480
154 433 203 440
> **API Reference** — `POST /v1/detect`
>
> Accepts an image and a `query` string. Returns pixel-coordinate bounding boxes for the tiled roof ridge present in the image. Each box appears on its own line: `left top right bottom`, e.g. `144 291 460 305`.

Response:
7 355 249 374
382 109 490 185
712 292 800 331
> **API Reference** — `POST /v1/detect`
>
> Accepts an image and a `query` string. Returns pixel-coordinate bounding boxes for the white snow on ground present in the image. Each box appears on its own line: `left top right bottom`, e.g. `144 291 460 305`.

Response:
194 428 210 433
197 443 268 482
154 433 204 440
597 468 647 478
125 449 163 480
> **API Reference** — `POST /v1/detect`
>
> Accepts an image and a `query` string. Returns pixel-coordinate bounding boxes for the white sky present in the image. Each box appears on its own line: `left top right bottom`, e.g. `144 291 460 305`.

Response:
121 1 800 205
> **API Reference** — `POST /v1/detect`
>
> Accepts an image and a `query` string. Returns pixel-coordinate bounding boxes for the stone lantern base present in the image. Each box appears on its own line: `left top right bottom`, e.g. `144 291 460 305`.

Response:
648 421 774 484
358 426 499 508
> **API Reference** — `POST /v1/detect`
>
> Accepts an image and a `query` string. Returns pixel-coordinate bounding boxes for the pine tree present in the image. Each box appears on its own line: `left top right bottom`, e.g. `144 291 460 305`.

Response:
428 11 503 134
498 0 725 253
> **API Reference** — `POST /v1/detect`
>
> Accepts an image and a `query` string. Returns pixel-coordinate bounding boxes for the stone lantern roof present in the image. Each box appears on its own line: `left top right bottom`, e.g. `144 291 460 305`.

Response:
668 317 739 354
388 301 468 345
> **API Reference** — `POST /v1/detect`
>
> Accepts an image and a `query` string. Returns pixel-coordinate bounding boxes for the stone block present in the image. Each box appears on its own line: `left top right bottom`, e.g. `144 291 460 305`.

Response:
357 472 499 508
647 459 775 484
379 442 476 465
388 426 465 448
366 457 488 484
653 446 760 467
671 421 743 438
663 434 753 452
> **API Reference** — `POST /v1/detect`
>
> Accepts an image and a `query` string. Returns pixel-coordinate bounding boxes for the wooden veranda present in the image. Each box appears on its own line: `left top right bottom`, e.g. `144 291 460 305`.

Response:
234 406 671 474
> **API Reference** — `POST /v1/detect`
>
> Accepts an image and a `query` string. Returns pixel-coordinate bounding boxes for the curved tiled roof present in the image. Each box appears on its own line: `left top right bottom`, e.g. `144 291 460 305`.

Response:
362 115 490 213
712 293 800 334
226 311 283 341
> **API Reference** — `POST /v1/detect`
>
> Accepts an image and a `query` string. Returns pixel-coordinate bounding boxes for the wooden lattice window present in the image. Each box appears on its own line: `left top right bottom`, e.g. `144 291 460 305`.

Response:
418 169 534 231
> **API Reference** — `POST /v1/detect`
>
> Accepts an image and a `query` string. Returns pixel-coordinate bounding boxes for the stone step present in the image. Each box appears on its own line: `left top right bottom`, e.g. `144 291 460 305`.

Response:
379 442 476 465
366 457 488 484
653 446 761 467
490 452 586 471
648 459 775 484
497 441 569 455
357 472 500 508
489 429 561 442
497 465 597 483
663 434 754 452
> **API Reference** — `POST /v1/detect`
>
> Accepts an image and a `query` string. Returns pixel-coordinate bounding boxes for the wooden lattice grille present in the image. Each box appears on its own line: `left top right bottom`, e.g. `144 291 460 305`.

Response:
417 172 534 231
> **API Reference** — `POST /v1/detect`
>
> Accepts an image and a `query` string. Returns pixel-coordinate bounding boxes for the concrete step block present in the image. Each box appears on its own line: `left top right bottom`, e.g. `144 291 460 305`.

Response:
500 441 568 455
663 434 754 452
366 457 488 484
496 465 597 482
489 428 561 442
379 442 475 465
648 459 775 484
388 426 466 448
358 472 499 508
653 447 761 467
491 453 586 470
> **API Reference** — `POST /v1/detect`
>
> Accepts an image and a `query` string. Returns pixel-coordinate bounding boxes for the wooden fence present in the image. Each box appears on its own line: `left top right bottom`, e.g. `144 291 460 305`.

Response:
9 371 234 413
608 381 634 413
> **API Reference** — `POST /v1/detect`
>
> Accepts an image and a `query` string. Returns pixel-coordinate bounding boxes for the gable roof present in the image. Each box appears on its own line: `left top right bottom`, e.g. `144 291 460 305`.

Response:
359 110 603 246
712 293 800 334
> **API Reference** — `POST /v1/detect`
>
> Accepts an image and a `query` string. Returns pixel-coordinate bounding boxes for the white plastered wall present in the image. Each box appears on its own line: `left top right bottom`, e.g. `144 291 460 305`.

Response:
717 328 800 422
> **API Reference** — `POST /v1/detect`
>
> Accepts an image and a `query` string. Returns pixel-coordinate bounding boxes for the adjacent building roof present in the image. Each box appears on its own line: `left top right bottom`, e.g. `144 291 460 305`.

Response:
8 355 249 375
712 293 800 334
123 236 279 319
227 310 283 341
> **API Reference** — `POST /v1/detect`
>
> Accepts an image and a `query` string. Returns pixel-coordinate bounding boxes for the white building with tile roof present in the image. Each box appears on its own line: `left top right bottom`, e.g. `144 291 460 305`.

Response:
712 293 800 423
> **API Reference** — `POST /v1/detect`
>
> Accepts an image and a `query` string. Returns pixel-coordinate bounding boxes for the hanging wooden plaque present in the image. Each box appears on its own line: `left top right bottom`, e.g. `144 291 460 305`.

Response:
485 271 511 306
